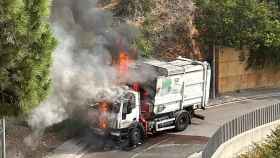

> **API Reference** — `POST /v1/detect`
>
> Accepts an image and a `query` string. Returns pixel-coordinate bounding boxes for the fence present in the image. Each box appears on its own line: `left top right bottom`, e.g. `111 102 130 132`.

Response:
202 103 280 158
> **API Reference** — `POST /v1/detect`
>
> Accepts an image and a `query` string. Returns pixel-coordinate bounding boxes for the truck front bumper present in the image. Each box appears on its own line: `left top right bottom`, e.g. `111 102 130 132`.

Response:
91 127 129 138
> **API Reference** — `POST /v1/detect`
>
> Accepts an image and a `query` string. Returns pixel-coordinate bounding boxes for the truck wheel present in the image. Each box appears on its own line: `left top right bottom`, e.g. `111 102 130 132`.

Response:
129 127 143 146
175 112 189 131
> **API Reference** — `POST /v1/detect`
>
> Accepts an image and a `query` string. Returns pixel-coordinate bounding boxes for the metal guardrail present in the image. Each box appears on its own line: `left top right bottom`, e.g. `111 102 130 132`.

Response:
0 118 5 158
202 103 280 158
0 128 2 158
0 120 3 158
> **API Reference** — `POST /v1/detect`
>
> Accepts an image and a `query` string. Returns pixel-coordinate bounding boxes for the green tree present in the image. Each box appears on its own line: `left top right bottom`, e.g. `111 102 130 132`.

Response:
195 0 280 69
0 0 57 116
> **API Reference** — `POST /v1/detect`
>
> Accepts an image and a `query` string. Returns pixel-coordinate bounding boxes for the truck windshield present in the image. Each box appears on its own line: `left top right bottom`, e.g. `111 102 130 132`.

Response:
88 101 120 113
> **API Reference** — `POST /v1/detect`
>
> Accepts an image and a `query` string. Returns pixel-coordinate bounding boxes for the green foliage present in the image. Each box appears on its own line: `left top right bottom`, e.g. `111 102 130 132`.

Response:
0 0 57 116
267 0 280 10
113 0 154 19
140 15 159 43
134 35 154 57
111 0 155 57
239 126 280 158
195 0 280 69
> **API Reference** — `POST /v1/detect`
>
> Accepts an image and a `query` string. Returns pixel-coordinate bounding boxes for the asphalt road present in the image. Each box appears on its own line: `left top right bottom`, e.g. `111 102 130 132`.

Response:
81 95 280 158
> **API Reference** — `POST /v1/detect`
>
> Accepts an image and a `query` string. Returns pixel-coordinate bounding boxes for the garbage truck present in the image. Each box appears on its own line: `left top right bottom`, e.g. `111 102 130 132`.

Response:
88 56 211 146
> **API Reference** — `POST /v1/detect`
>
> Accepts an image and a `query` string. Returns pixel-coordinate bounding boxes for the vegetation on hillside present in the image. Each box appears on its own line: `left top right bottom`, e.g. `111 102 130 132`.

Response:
102 0 200 60
195 0 280 69
113 0 153 20
239 125 280 158
0 0 57 116
101 0 280 66
113 0 155 57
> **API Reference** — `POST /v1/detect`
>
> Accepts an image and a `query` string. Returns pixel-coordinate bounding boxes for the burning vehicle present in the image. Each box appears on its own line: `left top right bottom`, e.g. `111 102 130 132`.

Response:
87 55 211 146
24 0 210 150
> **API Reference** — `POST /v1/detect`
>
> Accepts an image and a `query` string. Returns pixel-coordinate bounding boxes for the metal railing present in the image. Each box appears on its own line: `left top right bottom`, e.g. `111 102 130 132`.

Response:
202 103 280 158
0 121 2 158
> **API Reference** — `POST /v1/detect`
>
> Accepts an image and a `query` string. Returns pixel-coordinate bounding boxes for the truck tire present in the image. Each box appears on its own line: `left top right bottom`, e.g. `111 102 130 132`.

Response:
175 112 190 131
129 127 143 146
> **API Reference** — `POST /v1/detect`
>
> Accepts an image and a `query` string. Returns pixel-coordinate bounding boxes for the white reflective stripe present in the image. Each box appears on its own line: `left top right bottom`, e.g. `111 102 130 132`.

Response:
156 118 175 125
156 126 175 131
155 118 176 131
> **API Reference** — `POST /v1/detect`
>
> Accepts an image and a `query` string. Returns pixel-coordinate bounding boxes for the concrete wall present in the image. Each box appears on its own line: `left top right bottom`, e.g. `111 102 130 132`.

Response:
212 119 280 158
217 48 280 94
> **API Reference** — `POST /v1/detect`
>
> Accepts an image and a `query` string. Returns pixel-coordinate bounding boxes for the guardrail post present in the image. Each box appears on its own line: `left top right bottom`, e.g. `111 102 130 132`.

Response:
2 118 5 158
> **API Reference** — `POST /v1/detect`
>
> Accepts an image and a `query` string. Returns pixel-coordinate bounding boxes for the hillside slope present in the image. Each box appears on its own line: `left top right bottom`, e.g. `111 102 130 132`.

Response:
101 0 203 60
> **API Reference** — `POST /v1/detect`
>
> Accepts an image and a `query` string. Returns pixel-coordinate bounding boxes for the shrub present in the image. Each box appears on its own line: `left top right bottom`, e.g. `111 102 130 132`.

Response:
239 126 280 158
134 35 154 57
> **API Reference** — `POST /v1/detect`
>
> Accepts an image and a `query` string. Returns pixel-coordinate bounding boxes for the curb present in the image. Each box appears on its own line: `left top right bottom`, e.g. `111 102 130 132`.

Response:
187 151 202 158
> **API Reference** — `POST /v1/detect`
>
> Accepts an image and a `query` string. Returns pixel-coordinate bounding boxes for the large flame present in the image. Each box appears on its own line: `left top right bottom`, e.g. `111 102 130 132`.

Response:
118 50 131 76
96 45 135 129
97 50 132 129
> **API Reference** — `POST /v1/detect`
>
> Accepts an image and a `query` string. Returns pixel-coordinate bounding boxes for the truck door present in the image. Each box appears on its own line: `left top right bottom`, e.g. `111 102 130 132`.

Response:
119 93 140 129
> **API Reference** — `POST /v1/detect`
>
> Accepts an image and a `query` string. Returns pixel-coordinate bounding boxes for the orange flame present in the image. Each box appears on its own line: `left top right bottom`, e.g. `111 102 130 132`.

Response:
99 102 109 112
118 51 131 76
99 102 109 129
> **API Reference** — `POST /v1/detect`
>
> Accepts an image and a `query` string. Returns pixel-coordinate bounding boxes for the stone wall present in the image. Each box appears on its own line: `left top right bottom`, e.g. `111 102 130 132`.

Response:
217 48 280 93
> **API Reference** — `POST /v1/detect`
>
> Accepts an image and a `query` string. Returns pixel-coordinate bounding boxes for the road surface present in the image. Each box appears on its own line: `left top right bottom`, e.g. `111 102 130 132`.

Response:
79 95 280 158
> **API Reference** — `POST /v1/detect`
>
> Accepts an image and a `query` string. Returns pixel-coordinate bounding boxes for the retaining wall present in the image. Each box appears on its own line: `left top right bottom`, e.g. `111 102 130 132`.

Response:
202 103 280 158
217 48 280 93
212 119 280 158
